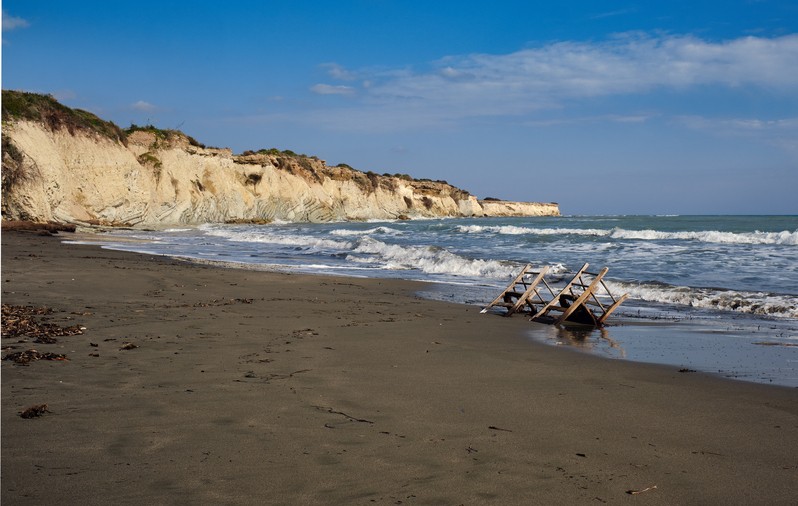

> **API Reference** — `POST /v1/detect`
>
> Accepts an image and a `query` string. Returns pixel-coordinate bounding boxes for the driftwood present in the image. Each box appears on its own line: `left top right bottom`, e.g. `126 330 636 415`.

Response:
627 485 657 495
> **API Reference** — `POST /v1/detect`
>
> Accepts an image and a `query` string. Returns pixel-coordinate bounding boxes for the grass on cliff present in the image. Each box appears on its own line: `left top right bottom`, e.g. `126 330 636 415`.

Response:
125 124 205 148
1 90 207 149
2 90 126 144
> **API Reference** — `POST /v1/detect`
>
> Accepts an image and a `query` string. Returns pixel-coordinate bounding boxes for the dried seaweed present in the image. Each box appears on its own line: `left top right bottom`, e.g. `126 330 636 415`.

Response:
19 404 50 419
1 304 84 341
3 349 68 365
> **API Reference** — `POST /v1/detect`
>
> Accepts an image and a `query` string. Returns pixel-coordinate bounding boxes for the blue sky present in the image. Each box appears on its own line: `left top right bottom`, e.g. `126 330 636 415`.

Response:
3 1 797 214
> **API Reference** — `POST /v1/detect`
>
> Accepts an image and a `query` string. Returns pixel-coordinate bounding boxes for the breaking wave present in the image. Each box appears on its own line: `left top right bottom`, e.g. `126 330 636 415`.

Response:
348 236 516 278
610 281 798 318
202 226 352 251
457 225 798 246
330 226 404 237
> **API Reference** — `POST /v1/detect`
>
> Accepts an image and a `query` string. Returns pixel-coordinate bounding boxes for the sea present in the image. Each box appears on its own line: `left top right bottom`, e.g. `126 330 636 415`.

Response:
70 215 798 387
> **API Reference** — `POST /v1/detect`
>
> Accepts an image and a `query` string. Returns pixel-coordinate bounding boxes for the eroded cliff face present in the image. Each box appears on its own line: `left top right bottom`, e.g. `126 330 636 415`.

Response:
1 120 559 226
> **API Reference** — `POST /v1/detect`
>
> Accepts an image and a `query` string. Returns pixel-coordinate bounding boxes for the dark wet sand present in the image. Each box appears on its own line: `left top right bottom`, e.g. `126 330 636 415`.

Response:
2 231 797 505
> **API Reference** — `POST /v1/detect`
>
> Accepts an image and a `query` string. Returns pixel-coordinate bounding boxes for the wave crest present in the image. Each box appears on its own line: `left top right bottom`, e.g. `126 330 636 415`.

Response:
611 281 798 318
350 237 516 278
457 225 798 246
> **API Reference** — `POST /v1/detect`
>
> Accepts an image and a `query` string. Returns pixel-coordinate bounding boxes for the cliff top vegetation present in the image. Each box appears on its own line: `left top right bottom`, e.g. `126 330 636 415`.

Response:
1 89 469 196
2 90 126 145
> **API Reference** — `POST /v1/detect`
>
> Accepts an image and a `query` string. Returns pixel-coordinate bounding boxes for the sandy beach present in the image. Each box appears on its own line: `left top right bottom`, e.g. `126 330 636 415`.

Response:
2 231 797 505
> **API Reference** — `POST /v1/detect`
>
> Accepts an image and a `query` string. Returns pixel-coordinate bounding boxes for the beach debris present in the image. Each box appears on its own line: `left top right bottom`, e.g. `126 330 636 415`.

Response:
314 405 374 424
19 404 50 419
1 304 85 341
2 349 68 365
626 485 657 495
488 425 513 432
481 263 628 327
678 368 697 373
119 342 138 350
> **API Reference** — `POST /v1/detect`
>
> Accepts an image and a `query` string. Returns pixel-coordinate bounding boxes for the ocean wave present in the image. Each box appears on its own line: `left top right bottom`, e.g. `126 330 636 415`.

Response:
610 281 798 318
608 228 798 245
457 225 798 246
202 227 352 251
330 226 403 237
457 225 609 236
349 237 518 278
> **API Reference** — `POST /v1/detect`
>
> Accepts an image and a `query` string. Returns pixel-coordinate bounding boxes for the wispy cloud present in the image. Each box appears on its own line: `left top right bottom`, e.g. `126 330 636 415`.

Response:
303 34 798 130
590 8 637 19
373 33 797 105
677 115 798 154
310 84 356 96
131 100 157 112
677 115 798 133
2 10 29 31
321 63 357 81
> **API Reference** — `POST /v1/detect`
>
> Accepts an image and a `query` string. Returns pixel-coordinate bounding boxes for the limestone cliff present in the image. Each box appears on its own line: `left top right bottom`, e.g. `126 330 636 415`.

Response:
1 91 559 226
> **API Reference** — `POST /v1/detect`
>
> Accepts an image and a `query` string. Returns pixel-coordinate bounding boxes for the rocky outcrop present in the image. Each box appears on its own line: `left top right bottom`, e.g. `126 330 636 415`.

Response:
1 93 560 226
477 199 560 217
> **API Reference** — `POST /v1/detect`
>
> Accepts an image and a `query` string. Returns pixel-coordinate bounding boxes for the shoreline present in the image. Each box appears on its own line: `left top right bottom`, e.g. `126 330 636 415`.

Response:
67 227 798 388
2 231 797 504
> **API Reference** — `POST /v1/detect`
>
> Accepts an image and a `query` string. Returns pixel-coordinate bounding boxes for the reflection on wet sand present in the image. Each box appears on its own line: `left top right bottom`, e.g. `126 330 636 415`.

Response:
552 325 626 358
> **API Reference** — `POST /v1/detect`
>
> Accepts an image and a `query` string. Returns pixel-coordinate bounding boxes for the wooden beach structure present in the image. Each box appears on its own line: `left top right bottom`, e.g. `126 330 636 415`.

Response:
481 263 628 327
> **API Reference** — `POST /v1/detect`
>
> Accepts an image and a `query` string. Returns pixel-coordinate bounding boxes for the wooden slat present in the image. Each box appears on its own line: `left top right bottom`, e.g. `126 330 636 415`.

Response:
597 293 629 324
481 264 533 313
508 265 549 315
485 262 627 327
530 263 590 320
555 267 608 325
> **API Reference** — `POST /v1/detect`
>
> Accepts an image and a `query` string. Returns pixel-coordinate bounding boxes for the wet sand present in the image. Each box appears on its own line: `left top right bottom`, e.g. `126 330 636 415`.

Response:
2 231 797 505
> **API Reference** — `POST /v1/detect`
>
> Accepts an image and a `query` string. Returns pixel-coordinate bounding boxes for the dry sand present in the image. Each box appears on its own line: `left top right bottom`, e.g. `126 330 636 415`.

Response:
2 231 797 505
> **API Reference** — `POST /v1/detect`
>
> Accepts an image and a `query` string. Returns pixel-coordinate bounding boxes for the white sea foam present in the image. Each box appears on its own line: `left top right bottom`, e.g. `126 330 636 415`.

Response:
610 281 798 318
203 227 351 251
330 226 403 237
608 228 798 245
349 237 517 278
457 225 798 246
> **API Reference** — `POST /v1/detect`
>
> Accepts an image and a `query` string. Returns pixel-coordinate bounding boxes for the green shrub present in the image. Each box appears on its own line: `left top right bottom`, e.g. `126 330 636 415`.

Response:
137 152 162 168
1 133 29 192
2 90 126 144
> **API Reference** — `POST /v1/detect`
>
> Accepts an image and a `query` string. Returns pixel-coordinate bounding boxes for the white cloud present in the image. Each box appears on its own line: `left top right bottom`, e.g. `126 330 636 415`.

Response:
677 115 798 155
311 33 798 123
310 84 356 96
131 100 157 112
370 34 798 109
678 115 798 133
2 10 29 31
278 33 798 135
321 63 356 81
